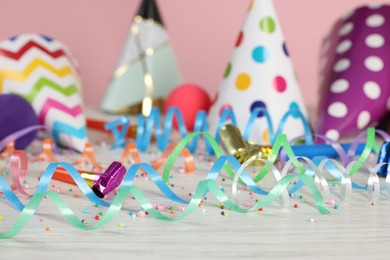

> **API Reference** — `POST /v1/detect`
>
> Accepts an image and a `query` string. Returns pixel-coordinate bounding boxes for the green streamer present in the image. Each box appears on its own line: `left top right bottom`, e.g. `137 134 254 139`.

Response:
162 132 239 182
350 128 380 176
253 134 307 183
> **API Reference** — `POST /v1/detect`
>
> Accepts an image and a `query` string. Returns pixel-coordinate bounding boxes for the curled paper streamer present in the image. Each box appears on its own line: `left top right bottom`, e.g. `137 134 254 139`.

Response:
0 105 309 158
1 130 390 237
281 128 390 203
104 115 130 149
1 132 328 238
4 139 195 197
136 106 311 155
1 124 387 191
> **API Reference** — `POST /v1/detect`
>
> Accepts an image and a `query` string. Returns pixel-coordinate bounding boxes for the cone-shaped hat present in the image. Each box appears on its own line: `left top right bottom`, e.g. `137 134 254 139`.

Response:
101 0 181 115
208 0 308 144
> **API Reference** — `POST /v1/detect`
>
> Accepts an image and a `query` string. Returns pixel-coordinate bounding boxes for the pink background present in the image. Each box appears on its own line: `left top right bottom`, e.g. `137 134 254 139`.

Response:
0 0 382 110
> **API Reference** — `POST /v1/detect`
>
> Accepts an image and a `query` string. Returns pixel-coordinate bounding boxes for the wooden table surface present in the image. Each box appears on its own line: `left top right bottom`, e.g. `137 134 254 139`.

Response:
1 132 390 260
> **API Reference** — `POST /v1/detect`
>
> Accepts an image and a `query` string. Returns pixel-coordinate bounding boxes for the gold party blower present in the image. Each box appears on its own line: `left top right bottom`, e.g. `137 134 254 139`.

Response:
219 124 272 165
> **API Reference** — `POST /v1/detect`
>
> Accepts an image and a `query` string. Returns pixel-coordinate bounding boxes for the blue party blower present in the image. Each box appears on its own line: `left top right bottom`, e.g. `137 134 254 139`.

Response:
376 142 390 176
288 143 366 160
219 123 367 163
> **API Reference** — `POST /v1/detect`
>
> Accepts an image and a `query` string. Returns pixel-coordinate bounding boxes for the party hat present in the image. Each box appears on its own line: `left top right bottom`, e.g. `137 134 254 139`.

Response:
208 0 308 144
0 33 87 152
317 4 390 141
101 0 181 115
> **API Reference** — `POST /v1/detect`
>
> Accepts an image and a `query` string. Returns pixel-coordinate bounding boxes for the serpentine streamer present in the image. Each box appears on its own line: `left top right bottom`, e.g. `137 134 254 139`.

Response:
0 106 389 238
1 128 389 238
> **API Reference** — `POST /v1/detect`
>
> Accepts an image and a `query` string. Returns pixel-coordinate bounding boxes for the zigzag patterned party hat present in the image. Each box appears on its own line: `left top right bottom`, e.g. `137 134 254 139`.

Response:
208 0 308 144
101 0 181 115
0 33 88 152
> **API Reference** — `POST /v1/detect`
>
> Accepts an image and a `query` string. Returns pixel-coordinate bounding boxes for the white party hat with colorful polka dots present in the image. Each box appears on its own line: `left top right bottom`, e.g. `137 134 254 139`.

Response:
208 0 308 144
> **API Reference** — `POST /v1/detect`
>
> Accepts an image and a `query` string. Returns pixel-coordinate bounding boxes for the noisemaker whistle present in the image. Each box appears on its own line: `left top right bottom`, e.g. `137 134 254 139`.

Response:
92 161 127 198
52 168 100 188
219 124 272 165
52 161 127 198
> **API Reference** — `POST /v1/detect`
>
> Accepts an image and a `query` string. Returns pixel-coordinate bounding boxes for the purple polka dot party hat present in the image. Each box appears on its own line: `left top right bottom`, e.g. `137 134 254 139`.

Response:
208 0 308 144
317 3 390 141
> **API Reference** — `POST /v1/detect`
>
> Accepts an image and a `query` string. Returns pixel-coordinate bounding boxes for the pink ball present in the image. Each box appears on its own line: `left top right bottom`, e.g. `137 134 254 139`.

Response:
164 84 211 130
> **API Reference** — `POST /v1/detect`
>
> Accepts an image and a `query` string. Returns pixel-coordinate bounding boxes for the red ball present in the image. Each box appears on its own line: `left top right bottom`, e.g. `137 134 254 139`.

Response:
164 84 211 130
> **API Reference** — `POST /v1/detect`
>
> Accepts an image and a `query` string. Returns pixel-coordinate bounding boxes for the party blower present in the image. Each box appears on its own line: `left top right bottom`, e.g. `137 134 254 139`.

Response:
53 161 127 198
219 124 366 163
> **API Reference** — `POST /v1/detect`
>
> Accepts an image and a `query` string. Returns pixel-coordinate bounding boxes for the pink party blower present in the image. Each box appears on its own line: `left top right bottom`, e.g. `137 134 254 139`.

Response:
52 161 127 198
92 161 127 198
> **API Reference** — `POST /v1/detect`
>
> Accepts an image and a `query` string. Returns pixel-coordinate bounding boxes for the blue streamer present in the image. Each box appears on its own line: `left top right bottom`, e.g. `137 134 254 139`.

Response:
243 107 274 143
104 115 130 149
274 105 313 145
1 162 109 211
122 162 188 204
132 105 311 154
